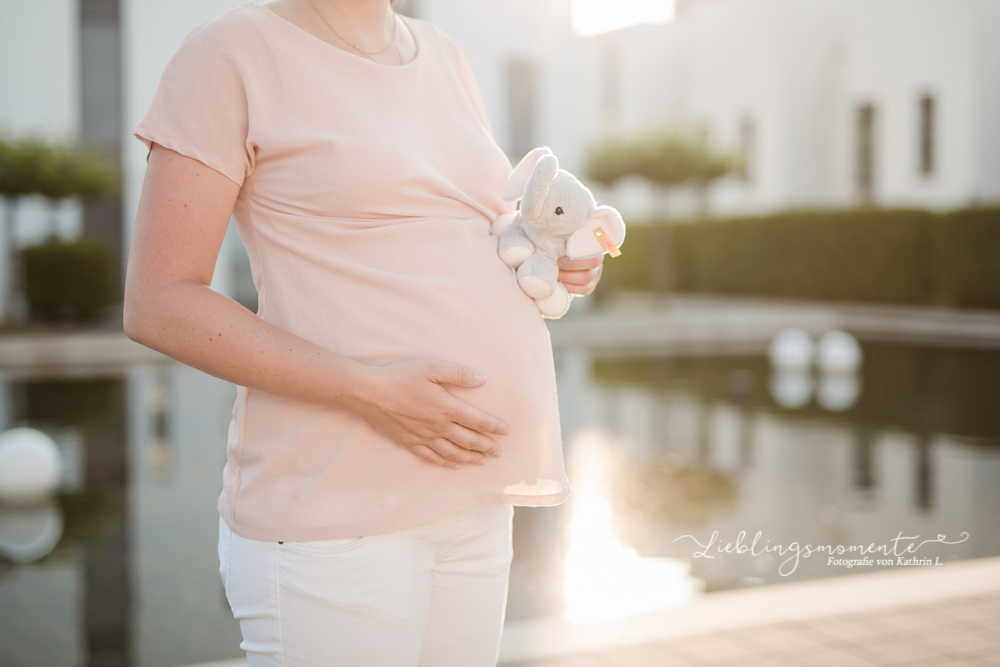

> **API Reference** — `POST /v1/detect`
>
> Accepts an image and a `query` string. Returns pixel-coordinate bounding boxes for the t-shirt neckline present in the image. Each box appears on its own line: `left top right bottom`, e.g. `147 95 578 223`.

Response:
247 2 422 70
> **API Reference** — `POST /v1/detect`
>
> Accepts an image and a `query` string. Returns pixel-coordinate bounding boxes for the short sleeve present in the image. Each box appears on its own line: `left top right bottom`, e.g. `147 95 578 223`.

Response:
134 13 255 187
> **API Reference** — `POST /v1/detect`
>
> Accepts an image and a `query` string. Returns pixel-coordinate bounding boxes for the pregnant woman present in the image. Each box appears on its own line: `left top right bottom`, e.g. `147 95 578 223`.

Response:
123 1 604 665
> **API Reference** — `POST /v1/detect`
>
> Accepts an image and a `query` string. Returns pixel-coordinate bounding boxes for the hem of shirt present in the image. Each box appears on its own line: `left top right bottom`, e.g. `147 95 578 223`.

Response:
133 123 246 188
216 485 571 543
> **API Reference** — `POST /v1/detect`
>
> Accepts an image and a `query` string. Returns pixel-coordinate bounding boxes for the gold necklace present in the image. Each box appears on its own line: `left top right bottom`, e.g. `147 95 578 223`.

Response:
305 0 399 60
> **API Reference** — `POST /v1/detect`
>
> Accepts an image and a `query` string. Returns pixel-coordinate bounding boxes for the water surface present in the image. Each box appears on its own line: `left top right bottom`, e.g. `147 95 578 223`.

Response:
1 341 998 665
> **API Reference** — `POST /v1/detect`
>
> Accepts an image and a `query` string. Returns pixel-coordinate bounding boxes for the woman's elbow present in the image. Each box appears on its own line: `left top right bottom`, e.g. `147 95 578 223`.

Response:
122 295 147 344
122 282 158 346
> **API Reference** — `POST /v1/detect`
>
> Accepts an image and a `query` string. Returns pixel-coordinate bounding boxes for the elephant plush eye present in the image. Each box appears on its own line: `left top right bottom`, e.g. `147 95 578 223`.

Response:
555 207 564 215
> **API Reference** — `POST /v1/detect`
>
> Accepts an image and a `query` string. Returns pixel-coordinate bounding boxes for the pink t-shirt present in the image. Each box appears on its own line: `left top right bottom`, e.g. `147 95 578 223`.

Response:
134 2 569 541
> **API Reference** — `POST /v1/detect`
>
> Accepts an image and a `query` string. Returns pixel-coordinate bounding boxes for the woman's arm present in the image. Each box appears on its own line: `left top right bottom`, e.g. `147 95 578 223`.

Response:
124 143 508 469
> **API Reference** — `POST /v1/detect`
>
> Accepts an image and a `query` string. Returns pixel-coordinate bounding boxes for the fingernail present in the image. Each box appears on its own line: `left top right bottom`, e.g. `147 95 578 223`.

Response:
474 370 486 383
491 449 501 458
476 458 486 465
451 463 461 470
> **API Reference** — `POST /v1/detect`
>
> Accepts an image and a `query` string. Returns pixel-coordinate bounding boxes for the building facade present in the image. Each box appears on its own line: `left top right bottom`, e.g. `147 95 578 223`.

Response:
419 0 1000 219
1 0 998 314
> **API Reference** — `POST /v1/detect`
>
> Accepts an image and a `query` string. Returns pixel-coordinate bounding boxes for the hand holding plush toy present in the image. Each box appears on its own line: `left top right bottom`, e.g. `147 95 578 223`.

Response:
492 147 625 319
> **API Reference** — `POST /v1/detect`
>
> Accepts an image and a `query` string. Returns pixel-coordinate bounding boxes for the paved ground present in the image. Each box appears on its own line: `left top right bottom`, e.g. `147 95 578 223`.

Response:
494 555 1000 666
502 591 1000 666
178 556 1000 667
0 329 166 379
3 295 999 376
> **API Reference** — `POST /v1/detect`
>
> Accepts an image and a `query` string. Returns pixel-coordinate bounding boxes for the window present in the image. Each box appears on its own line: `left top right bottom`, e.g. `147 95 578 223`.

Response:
919 94 935 176
507 60 537 162
856 104 876 199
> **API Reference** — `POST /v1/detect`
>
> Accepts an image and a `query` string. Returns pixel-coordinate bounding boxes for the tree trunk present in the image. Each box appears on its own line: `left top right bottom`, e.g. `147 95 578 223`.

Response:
696 183 710 220
650 221 672 295
47 198 60 239
649 186 672 295
1 198 15 325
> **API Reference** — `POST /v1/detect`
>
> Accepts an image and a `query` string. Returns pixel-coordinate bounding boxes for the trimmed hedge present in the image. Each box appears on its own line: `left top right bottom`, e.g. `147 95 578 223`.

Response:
22 235 116 322
597 207 1000 309
930 208 1000 308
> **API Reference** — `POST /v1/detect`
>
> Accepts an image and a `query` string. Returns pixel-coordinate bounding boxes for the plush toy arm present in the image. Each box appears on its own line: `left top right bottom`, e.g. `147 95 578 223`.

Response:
491 212 516 237
498 220 535 269
565 205 626 259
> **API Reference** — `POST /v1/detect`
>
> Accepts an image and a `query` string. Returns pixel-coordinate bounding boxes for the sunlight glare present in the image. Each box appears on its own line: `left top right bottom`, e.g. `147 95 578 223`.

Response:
571 0 676 37
562 430 704 624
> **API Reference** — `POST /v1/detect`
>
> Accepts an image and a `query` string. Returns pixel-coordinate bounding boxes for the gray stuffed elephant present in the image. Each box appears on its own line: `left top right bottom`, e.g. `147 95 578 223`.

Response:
492 147 626 319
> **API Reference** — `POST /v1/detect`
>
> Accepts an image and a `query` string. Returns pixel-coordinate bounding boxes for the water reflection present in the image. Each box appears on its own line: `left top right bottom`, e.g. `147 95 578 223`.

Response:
817 373 861 412
145 367 174 482
0 503 63 562
562 429 703 623
768 329 863 412
770 370 813 409
0 366 243 667
0 341 998 664
508 343 1000 621
0 374 132 666
0 426 66 564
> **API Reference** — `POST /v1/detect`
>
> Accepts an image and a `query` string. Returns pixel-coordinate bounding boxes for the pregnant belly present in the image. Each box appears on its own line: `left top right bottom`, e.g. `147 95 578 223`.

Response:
257 216 555 435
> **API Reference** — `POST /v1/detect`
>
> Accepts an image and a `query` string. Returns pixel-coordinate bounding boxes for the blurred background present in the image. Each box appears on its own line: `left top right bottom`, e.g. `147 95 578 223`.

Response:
1 1 999 666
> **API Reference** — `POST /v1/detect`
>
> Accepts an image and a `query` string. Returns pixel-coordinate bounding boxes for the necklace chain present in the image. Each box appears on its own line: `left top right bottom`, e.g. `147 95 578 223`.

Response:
305 0 399 60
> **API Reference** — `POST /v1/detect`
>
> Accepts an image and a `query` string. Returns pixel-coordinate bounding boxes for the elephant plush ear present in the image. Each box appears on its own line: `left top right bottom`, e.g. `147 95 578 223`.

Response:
502 146 554 201
520 154 559 221
566 205 626 259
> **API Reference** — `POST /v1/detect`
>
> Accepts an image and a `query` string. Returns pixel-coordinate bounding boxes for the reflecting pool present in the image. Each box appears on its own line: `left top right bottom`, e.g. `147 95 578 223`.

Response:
1 341 998 665
508 343 1000 624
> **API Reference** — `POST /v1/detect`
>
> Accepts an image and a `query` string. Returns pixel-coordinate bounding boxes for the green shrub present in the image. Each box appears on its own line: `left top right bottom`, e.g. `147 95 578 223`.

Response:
595 207 1000 309
22 235 116 322
591 225 651 299
0 136 119 200
584 125 739 189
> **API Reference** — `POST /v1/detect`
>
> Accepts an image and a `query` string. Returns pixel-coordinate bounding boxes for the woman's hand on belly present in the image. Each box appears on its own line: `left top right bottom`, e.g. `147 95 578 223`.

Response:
348 359 510 469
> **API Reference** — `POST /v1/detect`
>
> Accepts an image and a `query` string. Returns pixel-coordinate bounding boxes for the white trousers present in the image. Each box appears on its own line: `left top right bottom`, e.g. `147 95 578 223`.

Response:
218 503 515 666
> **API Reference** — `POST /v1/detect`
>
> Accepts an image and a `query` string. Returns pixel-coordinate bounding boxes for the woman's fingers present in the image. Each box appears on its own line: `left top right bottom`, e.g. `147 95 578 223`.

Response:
559 266 602 295
410 444 461 469
446 399 510 437
357 358 513 468
431 438 489 465
411 433 493 470
557 255 605 295
558 267 598 284
443 422 502 458
557 255 601 271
